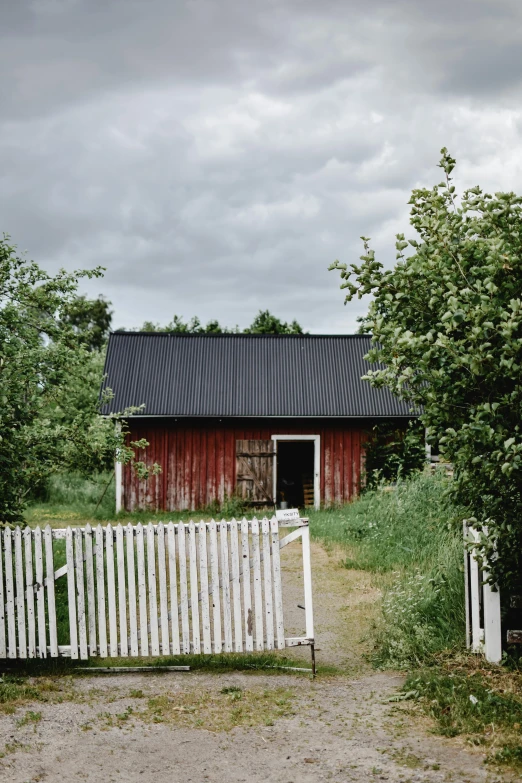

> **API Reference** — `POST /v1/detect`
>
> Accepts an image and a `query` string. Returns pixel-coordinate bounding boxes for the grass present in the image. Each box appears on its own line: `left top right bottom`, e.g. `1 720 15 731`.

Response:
308 470 465 668
400 655 522 771
115 685 296 731
25 471 249 528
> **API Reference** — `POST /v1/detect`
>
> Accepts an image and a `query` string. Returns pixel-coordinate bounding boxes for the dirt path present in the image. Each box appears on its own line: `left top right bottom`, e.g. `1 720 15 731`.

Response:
0 541 513 782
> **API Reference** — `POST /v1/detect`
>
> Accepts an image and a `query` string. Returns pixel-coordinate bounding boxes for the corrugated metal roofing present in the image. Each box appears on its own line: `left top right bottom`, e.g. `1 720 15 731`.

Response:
101 333 414 418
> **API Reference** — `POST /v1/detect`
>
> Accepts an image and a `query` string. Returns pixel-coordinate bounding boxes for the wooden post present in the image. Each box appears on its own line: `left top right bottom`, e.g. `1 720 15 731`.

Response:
483 576 502 664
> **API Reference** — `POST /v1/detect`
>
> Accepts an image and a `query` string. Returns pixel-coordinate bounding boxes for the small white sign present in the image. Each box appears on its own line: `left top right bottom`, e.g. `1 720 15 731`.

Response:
276 508 300 522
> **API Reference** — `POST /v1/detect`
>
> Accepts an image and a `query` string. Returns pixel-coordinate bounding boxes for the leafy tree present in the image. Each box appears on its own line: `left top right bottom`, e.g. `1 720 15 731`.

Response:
62 294 113 350
243 309 304 334
330 150 522 590
133 310 305 334
0 236 157 523
136 314 229 333
364 420 426 488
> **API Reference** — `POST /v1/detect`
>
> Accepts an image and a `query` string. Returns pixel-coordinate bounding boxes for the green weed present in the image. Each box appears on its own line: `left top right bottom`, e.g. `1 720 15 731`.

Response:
402 664 522 770
308 471 465 667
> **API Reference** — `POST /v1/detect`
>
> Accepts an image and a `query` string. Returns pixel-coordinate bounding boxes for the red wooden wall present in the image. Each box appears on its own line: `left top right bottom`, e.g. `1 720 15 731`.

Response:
122 418 375 511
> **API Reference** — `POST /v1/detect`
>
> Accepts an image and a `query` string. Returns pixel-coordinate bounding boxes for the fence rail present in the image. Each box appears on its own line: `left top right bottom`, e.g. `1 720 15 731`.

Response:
0 517 314 661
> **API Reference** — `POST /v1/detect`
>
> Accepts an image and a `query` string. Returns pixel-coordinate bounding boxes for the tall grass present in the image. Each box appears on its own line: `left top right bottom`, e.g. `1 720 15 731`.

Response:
308 471 465 667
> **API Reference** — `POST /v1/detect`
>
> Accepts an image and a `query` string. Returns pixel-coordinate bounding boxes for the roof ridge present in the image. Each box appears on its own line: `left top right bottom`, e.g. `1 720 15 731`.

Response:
110 331 372 338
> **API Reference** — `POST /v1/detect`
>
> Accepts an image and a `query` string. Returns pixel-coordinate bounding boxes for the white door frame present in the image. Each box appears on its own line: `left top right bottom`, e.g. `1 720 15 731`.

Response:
271 435 321 511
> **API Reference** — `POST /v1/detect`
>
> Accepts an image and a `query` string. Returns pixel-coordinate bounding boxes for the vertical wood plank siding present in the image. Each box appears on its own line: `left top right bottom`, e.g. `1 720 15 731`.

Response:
123 418 381 511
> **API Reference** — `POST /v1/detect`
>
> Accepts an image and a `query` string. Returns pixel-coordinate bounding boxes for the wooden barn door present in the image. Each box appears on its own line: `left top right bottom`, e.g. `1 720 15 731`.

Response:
236 440 275 505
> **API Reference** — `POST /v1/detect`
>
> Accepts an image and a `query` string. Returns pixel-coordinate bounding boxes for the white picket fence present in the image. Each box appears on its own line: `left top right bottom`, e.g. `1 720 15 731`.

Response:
465 524 502 664
0 517 314 661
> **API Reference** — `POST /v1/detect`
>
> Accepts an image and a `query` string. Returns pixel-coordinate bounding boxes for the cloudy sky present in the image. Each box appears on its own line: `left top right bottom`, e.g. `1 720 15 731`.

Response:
2 1 522 332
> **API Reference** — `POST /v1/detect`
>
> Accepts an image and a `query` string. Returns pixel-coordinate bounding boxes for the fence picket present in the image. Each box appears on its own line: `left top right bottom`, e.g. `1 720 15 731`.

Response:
261 518 274 649
14 527 27 658
66 527 78 660
105 524 118 657
146 523 160 656
24 528 36 658
74 528 88 660
4 529 16 658
135 523 149 656
208 520 222 653
0 531 5 659
157 524 170 655
116 524 128 657
270 518 285 649
177 522 190 654
198 523 212 654
240 519 253 652
84 524 97 656
188 522 200 654
251 519 264 651
220 521 233 652
34 528 46 659
44 526 58 657
33 527 47 658
95 525 108 657
167 523 180 655
126 524 139 656
229 520 242 652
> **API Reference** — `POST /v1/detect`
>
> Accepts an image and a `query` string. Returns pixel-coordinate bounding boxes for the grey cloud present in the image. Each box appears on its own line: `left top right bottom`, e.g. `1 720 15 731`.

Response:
2 0 522 334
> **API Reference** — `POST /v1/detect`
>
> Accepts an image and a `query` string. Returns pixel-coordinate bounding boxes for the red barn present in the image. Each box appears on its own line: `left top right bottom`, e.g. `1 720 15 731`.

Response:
102 333 414 512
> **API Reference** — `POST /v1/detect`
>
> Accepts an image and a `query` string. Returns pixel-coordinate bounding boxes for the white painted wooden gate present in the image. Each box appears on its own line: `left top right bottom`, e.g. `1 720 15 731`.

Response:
0 517 314 660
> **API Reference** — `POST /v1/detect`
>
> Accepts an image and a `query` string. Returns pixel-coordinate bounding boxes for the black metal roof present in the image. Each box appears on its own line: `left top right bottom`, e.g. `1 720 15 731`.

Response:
101 333 414 418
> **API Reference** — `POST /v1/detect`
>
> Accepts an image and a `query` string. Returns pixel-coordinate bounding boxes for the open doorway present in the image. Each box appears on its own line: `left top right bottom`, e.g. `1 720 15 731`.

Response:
272 435 320 510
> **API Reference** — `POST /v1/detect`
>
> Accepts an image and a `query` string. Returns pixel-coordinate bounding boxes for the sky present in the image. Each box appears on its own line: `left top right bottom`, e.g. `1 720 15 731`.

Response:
2 0 522 333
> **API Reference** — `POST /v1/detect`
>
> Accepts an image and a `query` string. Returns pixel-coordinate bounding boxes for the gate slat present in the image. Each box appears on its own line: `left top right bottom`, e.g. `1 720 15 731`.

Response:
105 524 118 657
261 518 274 649
116 524 128 657
250 519 264 651
240 519 253 652
167 523 180 655
66 527 78 660
34 528 46 659
198 522 212 654
74 528 88 660
219 521 233 652
95 525 108 658
44 526 58 657
177 522 190 654
146 523 160 656
24 528 36 658
14 527 27 658
208 520 222 653
126 524 139 656
135 523 149 656
4 528 16 658
84 524 97 656
229 520 243 652
188 522 201 654
0 531 5 658
270 517 285 649
157 524 170 655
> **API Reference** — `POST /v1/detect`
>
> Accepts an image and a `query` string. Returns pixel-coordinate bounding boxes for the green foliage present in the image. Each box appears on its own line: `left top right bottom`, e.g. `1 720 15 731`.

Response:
243 309 304 334
137 314 227 333
61 294 113 350
403 666 522 768
133 309 305 335
330 149 522 590
0 236 159 523
364 419 426 488
309 471 465 666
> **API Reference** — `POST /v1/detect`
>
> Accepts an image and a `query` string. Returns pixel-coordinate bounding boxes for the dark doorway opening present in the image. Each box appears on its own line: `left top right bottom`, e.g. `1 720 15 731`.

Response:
276 440 315 509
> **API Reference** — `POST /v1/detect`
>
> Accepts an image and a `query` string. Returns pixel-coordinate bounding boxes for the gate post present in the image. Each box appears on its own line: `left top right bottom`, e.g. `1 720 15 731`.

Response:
301 523 315 674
